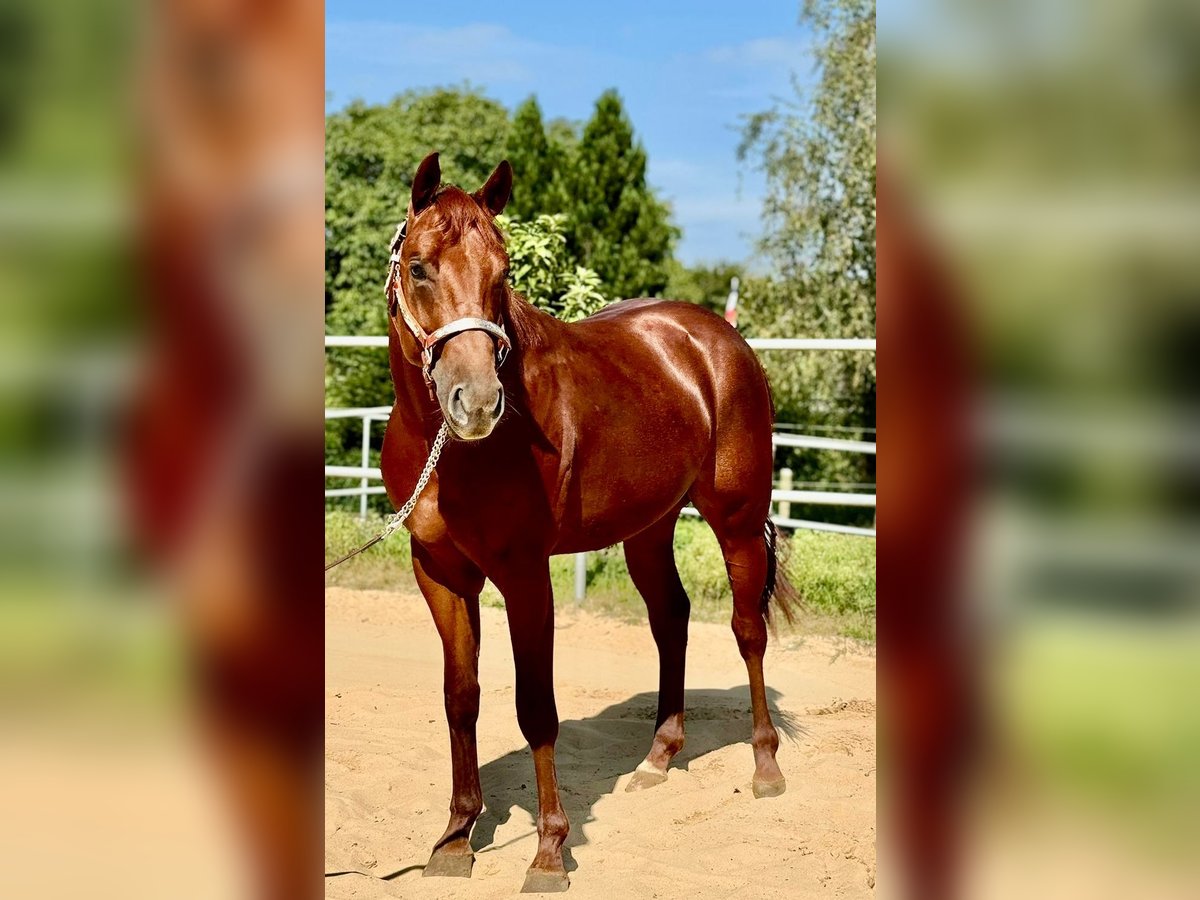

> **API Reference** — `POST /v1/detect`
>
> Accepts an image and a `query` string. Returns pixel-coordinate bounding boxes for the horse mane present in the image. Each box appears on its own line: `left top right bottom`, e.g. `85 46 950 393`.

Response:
503 289 547 354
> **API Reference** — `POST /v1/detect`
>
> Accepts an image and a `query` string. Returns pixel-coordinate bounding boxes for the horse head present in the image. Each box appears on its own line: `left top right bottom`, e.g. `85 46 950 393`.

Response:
389 152 513 440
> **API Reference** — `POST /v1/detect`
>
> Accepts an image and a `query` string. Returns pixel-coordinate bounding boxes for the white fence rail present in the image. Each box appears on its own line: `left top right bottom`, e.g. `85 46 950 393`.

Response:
772 433 876 454
325 333 877 572
324 471 875 510
325 334 876 352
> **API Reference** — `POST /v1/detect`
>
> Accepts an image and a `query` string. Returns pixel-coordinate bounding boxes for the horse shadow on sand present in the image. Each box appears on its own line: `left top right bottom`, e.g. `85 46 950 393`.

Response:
469 686 805 874
331 686 805 882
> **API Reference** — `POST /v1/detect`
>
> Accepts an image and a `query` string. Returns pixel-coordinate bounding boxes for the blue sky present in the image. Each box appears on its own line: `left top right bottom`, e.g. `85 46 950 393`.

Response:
325 2 815 265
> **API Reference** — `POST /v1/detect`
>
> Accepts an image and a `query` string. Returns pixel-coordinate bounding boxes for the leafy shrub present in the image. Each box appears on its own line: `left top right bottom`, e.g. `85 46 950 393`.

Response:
498 213 607 321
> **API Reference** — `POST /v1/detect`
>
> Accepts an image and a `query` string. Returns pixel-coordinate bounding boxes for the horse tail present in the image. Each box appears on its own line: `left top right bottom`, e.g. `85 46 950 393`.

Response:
761 519 800 626
757 361 797 626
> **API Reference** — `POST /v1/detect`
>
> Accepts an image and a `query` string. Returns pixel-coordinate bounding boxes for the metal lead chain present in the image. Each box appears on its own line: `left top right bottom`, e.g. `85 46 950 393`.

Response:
325 422 450 573
382 421 449 539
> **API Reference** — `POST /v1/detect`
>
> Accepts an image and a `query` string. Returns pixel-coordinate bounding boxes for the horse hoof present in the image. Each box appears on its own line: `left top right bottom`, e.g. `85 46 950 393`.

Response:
752 776 787 799
626 770 668 792
626 761 668 792
423 848 474 878
521 868 570 893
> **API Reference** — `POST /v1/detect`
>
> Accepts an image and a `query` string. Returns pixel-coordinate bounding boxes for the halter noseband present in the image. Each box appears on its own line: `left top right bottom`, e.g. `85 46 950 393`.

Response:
385 218 511 388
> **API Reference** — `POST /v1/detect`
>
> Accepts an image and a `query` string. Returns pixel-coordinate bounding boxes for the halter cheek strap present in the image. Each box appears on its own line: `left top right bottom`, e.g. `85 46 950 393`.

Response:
385 219 511 388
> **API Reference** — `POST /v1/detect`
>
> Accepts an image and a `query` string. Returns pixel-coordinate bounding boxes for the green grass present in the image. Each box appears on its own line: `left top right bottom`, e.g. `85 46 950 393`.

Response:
326 511 876 641
0 581 187 721
1000 615 1200 859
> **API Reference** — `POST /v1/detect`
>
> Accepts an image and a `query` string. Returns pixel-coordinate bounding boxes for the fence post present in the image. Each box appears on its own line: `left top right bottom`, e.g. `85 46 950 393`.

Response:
724 275 740 328
778 467 793 519
574 552 587 604
360 416 371 520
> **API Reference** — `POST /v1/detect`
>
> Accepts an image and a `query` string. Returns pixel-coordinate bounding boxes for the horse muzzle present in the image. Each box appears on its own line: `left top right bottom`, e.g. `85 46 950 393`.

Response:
443 377 504 440
431 329 505 440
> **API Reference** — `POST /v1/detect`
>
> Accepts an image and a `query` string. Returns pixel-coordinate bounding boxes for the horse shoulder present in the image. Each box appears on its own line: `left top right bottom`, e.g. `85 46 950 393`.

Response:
380 419 450 547
404 476 450 547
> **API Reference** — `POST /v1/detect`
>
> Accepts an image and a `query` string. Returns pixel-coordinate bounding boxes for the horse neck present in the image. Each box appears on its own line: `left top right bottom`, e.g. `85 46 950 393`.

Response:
502 288 566 389
387 322 441 438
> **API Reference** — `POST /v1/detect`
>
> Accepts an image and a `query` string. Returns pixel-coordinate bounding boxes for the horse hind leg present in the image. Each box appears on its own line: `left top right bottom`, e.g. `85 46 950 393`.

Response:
622 513 691 791
690 474 788 798
720 524 787 797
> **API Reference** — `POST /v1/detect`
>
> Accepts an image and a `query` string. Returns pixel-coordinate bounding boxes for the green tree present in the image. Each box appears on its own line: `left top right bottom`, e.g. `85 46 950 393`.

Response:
663 259 742 315
738 0 876 521
546 117 580 154
741 0 875 308
505 96 561 220
564 89 678 301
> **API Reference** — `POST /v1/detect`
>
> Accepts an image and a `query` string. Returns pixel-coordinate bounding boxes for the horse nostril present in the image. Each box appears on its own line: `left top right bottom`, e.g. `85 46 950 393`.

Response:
449 385 469 425
492 387 504 418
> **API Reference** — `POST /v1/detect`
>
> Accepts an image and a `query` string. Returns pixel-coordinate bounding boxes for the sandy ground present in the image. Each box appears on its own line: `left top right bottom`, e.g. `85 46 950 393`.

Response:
325 588 876 899
0 726 251 899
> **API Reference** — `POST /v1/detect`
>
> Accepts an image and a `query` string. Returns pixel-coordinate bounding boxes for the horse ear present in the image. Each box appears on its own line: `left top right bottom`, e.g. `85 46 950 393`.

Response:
474 160 513 216
411 152 441 214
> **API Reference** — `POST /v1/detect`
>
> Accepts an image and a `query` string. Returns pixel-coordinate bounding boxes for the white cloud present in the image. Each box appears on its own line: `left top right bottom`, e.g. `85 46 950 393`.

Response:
326 21 583 87
705 36 812 70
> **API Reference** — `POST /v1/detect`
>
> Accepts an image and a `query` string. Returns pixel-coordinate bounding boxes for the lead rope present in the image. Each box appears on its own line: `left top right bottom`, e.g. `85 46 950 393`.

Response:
324 421 450 572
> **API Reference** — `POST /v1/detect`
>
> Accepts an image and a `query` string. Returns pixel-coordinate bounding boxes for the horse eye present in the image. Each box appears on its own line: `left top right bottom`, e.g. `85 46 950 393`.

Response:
408 262 426 280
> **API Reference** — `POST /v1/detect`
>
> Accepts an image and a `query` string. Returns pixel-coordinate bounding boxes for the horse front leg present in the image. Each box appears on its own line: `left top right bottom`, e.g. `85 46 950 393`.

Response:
412 540 486 878
495 559 570 893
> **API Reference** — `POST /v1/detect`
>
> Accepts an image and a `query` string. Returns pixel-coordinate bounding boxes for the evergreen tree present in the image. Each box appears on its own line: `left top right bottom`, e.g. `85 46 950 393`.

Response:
505 96 556 220
564 90 678 300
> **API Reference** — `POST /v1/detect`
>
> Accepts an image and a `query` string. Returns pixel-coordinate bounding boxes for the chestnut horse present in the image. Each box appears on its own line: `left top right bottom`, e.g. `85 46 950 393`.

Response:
381 152 796 893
